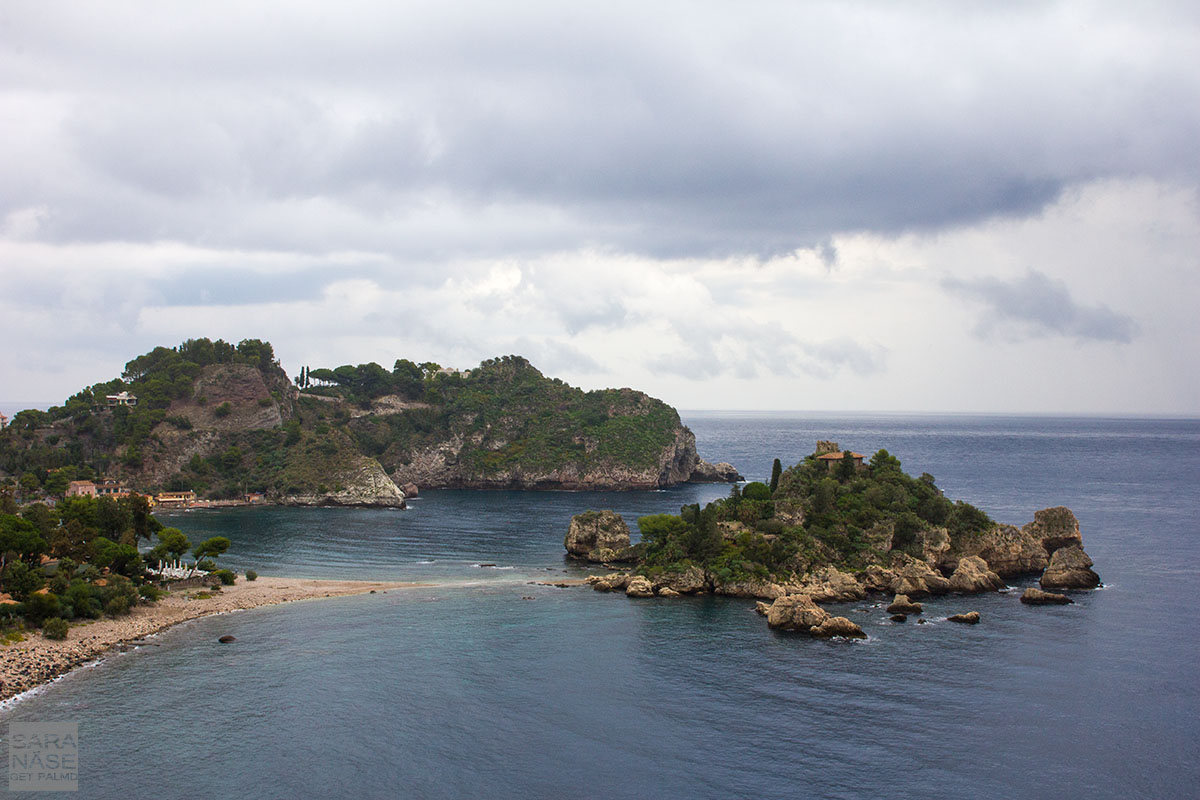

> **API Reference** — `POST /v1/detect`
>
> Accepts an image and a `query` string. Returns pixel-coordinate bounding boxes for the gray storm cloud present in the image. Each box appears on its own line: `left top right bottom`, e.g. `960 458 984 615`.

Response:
942 270 1138 344
1 1 1197 258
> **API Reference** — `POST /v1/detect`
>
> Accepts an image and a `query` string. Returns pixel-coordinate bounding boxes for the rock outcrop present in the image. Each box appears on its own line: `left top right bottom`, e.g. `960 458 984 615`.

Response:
1020 588 1073 605
279 456 407 507
653 566 707 595
891 554 950 597
714 580 787 600
564 511 635 563
586 573 631 593
625 576 655 598
887 594 923 615
1040 545 1101 590
791 567 867 603
947 556 1006 594
946 523 1049 577
765 594 830 632
948 611 981 624
809 616 867 639
1022 506 1083 553
946 507 1092 581
689 460 744 483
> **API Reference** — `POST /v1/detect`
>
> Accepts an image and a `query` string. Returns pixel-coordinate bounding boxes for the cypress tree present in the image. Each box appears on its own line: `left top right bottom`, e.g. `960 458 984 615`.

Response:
769 458 782 493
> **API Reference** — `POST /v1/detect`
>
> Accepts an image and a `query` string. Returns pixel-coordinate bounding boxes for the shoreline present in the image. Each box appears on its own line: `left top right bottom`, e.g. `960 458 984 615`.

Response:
0 576 427 704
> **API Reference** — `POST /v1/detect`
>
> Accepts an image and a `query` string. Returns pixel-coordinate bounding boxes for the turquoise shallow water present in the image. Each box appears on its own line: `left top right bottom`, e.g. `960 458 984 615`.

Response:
2 414 1198 799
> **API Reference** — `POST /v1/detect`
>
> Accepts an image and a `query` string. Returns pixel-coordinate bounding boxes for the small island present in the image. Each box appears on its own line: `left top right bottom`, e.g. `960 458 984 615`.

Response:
567 441 1101 638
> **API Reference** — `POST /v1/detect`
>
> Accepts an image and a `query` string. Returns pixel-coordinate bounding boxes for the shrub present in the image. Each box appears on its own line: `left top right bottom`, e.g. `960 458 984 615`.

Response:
105 594 131 616
742 482 772 502
214 402 233 418
245 570 258 581
214 569 236 586
138 584 164 602
23 592 62 625
42 617 68 640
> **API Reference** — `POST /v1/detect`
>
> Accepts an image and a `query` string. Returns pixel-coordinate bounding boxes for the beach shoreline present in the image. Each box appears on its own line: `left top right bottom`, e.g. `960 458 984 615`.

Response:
0 576 427 704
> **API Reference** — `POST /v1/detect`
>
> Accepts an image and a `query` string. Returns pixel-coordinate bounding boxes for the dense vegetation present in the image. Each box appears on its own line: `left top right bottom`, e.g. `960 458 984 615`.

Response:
0 338 284 486
0 491 233 639
632 448 993 584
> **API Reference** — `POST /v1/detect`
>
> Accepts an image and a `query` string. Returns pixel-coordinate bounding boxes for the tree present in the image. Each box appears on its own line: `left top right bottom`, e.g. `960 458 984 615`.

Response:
0 513 48 570
91 537 142 578
812 477 838 516
2 559 44 600
742 482 771 502
837 451 857 481
50 519 93 561
149 528 191 565
127 493 160 545
191 537 231 574
769 458 783 493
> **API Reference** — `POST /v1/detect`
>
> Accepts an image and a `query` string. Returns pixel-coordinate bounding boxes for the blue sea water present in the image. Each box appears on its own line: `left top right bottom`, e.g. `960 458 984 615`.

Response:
2 414 1198 799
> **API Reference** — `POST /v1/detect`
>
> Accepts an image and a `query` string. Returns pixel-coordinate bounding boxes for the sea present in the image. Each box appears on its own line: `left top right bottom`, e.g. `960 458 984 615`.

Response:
2 413 1198 799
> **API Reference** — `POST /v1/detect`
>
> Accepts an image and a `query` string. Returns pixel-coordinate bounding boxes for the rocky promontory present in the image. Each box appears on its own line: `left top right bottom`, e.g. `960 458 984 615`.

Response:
1 341 738 504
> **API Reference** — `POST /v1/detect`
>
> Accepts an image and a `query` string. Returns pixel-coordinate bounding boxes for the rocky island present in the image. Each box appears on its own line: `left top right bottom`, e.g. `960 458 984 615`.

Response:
568 441 1101 638
0 339 739 506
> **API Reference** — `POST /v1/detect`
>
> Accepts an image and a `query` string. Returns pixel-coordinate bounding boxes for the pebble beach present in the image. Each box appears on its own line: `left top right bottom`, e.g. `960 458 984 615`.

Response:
0 576 423 703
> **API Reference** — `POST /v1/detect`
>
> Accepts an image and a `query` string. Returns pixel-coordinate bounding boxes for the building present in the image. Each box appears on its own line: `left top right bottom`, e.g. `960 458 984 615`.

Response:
66 480 96 497
106 392 138 407
816 450 866 471
156 490 197 509
93 480 129 498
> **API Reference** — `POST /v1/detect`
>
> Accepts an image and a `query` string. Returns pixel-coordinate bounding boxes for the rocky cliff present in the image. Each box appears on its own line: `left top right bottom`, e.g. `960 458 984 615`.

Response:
389 421 737 490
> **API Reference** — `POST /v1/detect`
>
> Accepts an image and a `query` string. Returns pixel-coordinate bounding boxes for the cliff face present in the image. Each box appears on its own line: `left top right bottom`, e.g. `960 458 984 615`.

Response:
387 420 709 490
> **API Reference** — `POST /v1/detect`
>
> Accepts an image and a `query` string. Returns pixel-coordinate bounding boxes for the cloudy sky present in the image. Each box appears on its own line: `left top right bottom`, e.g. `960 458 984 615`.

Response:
2 1 1197 414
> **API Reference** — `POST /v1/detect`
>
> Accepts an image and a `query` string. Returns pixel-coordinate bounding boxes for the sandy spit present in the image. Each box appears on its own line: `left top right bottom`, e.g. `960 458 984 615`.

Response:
0 576 426 703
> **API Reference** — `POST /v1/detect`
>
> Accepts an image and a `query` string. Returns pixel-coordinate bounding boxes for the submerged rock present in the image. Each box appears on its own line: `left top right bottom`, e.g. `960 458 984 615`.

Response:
218 635 236 643
948 611 981 624
1020 588 1074 605
947 556 1006 594
890 614 908 623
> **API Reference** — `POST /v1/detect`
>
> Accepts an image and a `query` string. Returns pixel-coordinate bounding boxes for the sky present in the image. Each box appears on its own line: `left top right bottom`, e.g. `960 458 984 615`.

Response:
1 1 1197 415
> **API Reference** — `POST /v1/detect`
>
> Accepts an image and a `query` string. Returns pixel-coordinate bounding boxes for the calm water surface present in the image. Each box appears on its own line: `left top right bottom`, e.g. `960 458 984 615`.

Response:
3 414 1198 799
